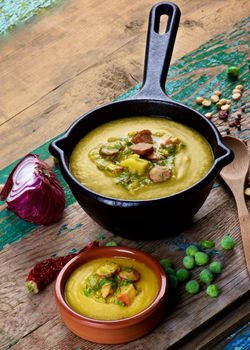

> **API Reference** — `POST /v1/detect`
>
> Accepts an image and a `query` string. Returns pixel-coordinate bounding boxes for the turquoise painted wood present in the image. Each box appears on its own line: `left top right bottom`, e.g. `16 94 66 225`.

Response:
0 16 249 251
224 322 250 350
0 0 60 35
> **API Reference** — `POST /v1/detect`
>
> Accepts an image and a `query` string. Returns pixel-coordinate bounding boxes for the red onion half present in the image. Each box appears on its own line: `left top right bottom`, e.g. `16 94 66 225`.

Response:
0 154 65 225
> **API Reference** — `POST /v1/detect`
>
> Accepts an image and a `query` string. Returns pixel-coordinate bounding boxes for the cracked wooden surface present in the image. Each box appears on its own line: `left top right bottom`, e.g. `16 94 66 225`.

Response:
0 0 249 349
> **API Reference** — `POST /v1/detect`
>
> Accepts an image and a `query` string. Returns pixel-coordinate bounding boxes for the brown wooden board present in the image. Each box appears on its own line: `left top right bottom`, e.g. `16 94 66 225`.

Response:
0 1 250 350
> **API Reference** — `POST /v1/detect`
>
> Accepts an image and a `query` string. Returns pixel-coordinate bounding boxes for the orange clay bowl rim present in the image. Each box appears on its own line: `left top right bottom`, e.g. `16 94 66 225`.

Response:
55 246 168 326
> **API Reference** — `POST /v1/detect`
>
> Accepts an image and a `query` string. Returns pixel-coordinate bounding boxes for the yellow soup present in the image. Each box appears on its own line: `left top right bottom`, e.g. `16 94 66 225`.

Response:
70 117 213 200
65 257 159 320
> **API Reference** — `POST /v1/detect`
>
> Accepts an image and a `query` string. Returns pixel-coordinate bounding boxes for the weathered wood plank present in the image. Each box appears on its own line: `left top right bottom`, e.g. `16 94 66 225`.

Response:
0 2 250 349
175 298 250 350
0 0 249 168
0 16 249 251
1 196 249 349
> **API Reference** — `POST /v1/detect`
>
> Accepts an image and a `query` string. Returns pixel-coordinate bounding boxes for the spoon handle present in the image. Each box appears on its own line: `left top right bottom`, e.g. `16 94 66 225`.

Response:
239 214 250 275
235 195 250 275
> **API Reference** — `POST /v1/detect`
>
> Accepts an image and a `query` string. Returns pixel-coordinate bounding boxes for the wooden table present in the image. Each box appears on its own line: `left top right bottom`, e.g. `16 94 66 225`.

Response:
0 1 250 349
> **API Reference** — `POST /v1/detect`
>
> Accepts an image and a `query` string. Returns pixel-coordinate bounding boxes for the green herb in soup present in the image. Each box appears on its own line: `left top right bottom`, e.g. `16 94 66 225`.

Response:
88 129 183 193
70 117 214 200
82 262 140 306
65 257 159 320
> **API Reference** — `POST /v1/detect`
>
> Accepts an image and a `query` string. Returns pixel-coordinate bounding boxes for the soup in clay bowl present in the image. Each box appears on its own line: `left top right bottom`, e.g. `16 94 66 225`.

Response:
54 246 168 344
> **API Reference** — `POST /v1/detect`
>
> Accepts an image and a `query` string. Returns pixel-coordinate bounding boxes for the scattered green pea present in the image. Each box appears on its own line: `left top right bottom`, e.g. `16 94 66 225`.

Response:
209 261 222 274
194 252 209 266
185 280 200 295
176 268 189 282
185 245 199 257
201 239 215 249
227 66 239 79
220 235 235 250
168 275 178 289
183 256 195 269
166 267 175 276
199 269 213 285
105 241 118 246
206 284 220 298
160 259 173 269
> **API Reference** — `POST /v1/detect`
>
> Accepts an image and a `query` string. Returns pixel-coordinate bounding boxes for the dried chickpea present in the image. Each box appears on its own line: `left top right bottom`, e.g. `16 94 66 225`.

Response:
211 95 219 103
235 84 244 91
219 99 227 105
244 188 250 196
195 97 204 105
202 99 212 108
232 93 241 101
221 104 230 112
232 88 242 94
213 90 222 96
205 112 214 119
226 100 231 104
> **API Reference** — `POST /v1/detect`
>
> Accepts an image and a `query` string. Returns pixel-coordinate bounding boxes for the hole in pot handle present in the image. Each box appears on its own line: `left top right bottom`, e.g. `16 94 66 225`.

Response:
134 2 181 101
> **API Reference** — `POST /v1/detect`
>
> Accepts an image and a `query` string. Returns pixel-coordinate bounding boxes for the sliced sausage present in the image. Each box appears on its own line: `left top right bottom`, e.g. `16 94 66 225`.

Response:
149 166 171 183
146 152 160 162
130 142 153 155
132 130 153 144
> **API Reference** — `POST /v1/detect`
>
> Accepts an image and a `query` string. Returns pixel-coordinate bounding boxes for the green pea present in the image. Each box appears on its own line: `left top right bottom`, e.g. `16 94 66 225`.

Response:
105 241 118 246
176 268 189 282
227 66 239 78
185 245 199 257
185 280 200 295
168 275 178 289
206 284 220 298
194 252 209 266
166 267 175 276
199 269 213 285
201 239 215 249
220 235 235 250
209 261 222 274
183 256 195 270
160 259 173 269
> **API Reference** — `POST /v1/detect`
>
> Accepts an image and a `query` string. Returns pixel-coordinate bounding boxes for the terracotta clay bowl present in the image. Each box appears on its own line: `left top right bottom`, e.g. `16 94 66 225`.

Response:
54 246 168 344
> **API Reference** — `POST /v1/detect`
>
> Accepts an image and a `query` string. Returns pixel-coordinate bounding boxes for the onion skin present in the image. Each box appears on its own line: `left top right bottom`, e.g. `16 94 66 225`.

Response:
25 241 99 294
0 154 65 225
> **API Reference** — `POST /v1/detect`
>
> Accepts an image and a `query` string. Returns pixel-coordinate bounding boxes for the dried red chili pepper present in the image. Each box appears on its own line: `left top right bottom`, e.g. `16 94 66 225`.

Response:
25 240 99 294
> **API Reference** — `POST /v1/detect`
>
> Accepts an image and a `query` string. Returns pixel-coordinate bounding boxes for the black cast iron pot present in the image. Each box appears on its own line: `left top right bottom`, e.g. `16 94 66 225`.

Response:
49 2 233 240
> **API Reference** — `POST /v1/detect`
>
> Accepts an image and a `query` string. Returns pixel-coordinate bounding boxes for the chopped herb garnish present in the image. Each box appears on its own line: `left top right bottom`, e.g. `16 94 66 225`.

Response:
89 129 183 193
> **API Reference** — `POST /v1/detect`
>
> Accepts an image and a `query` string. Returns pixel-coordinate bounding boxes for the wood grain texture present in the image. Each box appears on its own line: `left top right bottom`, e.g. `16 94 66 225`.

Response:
0 15 249 251
177 298 250 350
220 137 250 274
1 196 249 350
0 0 250 168
0 1 250 349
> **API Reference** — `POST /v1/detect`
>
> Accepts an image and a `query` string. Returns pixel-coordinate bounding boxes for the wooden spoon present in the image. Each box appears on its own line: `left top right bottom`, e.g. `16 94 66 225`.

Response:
220 136 250 275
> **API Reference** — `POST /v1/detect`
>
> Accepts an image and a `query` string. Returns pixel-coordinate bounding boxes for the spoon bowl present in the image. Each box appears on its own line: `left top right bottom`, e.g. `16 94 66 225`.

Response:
220 136 249 181
220 136 250 275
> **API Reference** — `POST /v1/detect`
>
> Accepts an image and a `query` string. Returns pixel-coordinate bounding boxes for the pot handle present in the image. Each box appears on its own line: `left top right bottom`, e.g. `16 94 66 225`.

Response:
134 2 180 101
